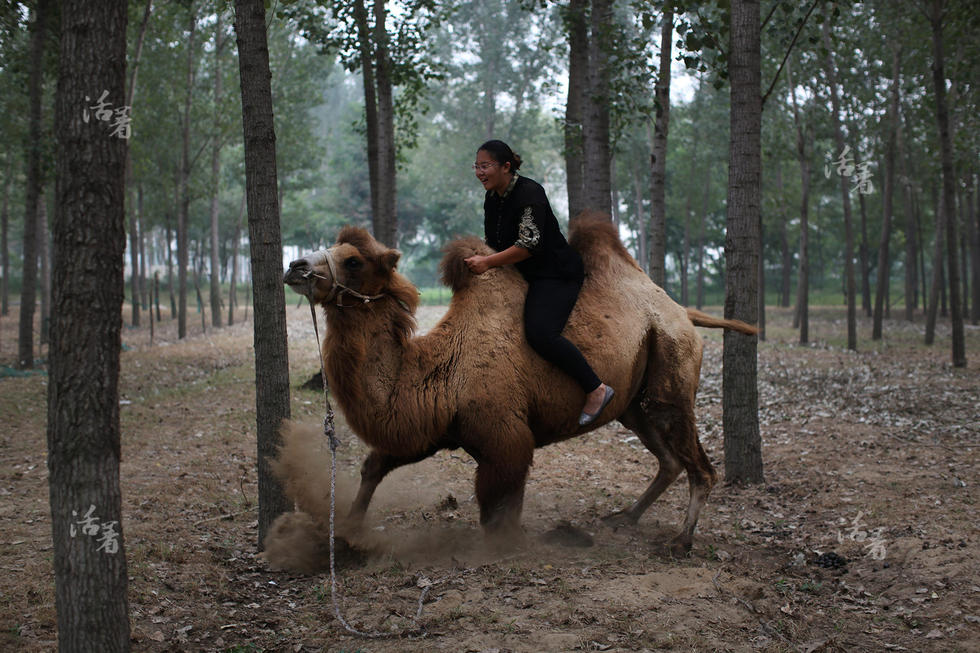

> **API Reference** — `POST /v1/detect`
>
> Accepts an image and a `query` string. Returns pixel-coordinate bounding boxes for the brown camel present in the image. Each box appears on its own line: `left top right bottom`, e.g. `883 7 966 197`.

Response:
283 213 757 554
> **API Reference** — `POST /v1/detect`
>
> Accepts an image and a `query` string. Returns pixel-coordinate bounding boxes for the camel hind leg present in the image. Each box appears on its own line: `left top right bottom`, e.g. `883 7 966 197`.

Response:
606 398 716 555
348 448 437 526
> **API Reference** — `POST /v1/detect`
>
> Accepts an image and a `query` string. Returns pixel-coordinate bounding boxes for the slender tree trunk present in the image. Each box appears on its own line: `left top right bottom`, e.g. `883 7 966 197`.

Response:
19 3 49 369
234 0 293 548
723 0 763 485
788 61 809 342
138 183 148 310
925 192 944 345
39 192 50 347
165 213 176 319
210 13 224 328
777 165 792 308
822 19 856 350
873 47 900 340
969 175 979 325
899 120 917 320
374 0 397 246
696 165 710 309
48 2 131 650
929 0 965 366
582 0 612 214
648 9 673 285
563 0 588 219
856 161 872 316
352 0 381 235
228 193 245 326
1 155 11 316
177 6 197 340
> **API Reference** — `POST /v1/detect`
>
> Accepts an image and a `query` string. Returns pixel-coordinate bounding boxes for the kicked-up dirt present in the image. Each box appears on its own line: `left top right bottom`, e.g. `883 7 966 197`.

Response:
0 303 977 652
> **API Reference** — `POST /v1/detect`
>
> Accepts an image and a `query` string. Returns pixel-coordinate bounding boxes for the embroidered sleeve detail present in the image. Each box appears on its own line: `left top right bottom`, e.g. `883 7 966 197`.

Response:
515 206 541 249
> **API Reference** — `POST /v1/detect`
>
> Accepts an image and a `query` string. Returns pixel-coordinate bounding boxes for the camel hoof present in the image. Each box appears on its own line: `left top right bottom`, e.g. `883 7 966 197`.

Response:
665 535 693 557
601 510 637 530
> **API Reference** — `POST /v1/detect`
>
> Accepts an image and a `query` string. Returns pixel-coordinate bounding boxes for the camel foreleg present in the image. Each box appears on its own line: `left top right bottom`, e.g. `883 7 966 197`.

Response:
348 448 434 526
472 437 534 545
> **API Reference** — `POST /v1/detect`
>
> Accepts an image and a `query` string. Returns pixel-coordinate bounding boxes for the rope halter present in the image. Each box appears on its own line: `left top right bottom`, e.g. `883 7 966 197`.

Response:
297 248 388 308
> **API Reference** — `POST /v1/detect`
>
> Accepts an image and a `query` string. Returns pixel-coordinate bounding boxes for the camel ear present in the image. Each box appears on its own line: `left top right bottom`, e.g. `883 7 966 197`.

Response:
381 249 401 272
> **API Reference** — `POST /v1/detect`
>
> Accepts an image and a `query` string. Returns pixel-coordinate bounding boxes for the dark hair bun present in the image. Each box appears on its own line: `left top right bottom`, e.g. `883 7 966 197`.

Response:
478 139 522 172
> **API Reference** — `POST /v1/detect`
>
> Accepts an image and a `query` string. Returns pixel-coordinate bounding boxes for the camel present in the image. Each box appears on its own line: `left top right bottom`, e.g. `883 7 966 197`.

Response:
283 213 757 554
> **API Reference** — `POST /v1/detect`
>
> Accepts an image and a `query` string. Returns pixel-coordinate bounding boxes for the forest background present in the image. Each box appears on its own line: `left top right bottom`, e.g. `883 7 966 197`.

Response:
2 0 977 351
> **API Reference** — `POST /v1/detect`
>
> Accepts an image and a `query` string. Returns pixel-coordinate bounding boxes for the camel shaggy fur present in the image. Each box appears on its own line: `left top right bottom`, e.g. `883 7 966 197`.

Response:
283 213 757 553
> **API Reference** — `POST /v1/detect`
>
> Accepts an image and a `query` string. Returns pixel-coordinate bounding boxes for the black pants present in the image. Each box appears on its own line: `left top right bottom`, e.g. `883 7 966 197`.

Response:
524 276 601 393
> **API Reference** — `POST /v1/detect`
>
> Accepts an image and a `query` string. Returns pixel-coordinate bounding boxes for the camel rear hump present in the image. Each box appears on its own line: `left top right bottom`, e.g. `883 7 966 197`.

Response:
568 211 644 276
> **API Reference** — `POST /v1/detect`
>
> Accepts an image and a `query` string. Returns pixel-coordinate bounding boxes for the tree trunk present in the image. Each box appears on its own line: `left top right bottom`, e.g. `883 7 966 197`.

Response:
696 165 710 309
125 0 152 330
924 192 944 345
788 61 809 342
138 183 149 310
19 2 49 369
1 155 11 316
228 193 246 326
165 212 176 319
873 47 900 340
210 13 225 328
581 0 612 214
373 0 397 246
648 9 673 286
563 0 588 219
48 2 131 650
969 175 979 325
822 19 856 350
177 6 197 339
723 0 763 485
352 0 382 237
39 192 50 347
234 0 293 549
855 160 872 316
777 165 792 308
929 0 966 366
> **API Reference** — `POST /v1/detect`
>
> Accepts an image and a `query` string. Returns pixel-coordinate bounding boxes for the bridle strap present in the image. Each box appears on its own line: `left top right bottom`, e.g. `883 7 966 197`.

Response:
306 248 387 307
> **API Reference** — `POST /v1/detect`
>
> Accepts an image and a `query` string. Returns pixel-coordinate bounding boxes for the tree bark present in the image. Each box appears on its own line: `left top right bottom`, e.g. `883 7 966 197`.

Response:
19 2 49 369
873 46 900 341
234 0 293 549
39 192 49 347
822 19 856 350
855 156 871 316
1 155 10 316
648 9 673 286
787 60 809 342
581 0 612 214
924 192 944 345
969 175 979 325
777 165 792 308
373 0 397 247
48 2 131 650
177 5 198 339
696 164 710 309
210 12 225 328
723 0 763 485
929 0 966 366
563 0 588 219
228 193 246 326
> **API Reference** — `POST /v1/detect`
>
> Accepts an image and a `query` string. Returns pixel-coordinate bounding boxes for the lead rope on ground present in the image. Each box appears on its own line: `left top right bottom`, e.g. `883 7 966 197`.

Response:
306 299 431 639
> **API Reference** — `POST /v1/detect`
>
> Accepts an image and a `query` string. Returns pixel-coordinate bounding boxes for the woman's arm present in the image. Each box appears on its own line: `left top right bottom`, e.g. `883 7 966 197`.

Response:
464 245 531 275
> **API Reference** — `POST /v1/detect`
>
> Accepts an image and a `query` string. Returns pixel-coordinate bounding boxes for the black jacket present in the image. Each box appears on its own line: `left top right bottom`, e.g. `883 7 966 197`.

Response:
483 174 584 281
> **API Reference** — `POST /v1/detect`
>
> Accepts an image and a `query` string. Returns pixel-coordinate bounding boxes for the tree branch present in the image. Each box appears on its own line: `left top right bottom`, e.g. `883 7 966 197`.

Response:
761 0 822 109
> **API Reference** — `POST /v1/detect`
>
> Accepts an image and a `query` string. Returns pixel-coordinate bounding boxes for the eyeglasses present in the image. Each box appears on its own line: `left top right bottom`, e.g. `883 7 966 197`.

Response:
472 162 498 172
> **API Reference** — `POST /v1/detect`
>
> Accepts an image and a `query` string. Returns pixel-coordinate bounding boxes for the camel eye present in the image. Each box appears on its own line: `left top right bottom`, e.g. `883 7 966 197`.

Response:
343 256 362 271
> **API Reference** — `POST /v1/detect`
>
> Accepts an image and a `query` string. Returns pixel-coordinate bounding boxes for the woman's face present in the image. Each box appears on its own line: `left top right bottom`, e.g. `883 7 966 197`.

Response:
474 149 511 194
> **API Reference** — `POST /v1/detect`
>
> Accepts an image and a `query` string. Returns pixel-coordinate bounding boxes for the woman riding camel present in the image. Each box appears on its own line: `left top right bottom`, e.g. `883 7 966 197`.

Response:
464 139 614 426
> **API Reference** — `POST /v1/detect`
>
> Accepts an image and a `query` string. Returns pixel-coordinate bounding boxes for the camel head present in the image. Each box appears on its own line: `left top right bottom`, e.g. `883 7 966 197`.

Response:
283 226 409 309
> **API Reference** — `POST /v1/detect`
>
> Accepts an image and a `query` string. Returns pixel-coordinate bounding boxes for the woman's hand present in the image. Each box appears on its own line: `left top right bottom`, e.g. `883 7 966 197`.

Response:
464 255 491 275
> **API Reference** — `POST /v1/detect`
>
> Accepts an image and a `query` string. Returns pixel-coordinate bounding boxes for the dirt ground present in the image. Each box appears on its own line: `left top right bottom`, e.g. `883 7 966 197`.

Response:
1 301 978 652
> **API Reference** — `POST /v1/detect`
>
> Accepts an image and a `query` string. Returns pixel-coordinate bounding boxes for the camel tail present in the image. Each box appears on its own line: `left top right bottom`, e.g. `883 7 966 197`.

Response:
686 308 759 336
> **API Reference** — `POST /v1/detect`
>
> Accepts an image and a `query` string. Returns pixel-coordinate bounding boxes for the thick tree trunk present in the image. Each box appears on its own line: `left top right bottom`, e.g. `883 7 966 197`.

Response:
822 20 856 350
581 0 612 214
210 13 225 328
563 0 588 219
48 2 131 650
234 0 293 549
873 47 900 340
929 0 965 366
723 0 763 485
648 10 673 286
19 2 49 369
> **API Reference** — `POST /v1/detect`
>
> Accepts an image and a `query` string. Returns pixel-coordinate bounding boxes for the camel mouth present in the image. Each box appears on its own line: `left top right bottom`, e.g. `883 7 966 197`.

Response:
283 258 323 297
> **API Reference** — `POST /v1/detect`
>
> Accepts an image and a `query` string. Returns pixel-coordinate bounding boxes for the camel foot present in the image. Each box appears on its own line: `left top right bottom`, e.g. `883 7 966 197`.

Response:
601 510 638 530
664 534 693 557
